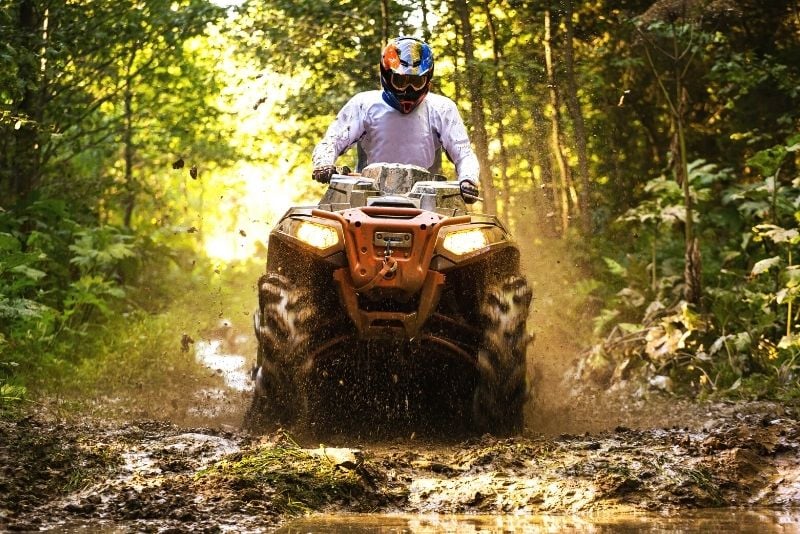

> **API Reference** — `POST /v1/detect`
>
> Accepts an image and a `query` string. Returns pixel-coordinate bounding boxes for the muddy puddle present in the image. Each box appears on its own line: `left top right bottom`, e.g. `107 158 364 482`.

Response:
39 509 800 533
195 339 251 393
3 403 800 533
278 510 800 533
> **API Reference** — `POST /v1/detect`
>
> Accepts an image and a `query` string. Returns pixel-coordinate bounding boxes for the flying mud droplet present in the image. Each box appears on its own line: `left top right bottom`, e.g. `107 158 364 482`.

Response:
172 157 185 169
181 334 195 352
253 96 267 110
189 165 198 179
239 229 247 237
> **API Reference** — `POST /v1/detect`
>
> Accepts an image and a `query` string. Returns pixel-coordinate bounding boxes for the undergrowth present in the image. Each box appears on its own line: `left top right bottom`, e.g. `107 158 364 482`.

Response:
0 195 263 411
579 136 800 401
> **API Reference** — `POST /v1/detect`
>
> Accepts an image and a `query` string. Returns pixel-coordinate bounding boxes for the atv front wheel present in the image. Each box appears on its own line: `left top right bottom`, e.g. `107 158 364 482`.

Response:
244 272 314 431
472 274 533 435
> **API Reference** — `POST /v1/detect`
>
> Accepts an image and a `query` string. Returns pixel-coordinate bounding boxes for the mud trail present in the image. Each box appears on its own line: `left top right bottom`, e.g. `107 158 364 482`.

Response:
3 279 800 531
2 382 800 531
1 404 800 531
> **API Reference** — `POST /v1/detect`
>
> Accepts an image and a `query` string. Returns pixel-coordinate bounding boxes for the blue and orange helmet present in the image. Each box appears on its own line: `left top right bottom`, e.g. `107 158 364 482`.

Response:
380 36 434 114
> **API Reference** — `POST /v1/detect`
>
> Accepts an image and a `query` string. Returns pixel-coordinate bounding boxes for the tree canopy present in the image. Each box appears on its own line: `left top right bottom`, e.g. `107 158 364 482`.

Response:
1 0 800 401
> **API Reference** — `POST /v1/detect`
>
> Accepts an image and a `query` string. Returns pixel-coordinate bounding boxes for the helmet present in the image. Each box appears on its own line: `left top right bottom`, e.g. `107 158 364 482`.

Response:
380 36 434 114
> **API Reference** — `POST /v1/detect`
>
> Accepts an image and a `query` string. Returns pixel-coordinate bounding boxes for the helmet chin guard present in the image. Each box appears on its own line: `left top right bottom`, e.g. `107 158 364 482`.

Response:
380 36 434 114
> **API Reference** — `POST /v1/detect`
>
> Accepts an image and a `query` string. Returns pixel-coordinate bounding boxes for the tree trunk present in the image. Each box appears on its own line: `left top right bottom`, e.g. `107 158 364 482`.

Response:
420 0 431 42
638 22 702 305
380 0 390 45
451 9 461 105
561 0 592 233
453 0 497 214
543 8 573 233
12 0 42 200
123 49 138 229
532 107 559 238
676 87 700 304
483 1 512 223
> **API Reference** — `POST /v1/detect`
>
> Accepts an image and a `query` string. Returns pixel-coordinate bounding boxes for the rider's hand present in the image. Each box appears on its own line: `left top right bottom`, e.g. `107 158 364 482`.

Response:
460 179 480 204
312 165 337 184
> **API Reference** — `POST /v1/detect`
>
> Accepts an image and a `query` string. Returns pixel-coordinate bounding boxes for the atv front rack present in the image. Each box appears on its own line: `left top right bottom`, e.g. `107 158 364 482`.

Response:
312 207 470 339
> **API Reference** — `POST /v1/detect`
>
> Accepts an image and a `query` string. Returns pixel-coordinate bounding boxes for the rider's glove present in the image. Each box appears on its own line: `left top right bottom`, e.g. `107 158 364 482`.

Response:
460 179 481 204
312 165 337 184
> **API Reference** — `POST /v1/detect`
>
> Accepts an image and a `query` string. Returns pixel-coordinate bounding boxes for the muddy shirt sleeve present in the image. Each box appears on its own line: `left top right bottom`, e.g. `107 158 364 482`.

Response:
435 97 480 184
312 94 367 168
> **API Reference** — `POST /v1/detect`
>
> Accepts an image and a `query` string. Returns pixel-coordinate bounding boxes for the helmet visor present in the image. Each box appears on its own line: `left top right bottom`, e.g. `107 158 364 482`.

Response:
390 72 429 91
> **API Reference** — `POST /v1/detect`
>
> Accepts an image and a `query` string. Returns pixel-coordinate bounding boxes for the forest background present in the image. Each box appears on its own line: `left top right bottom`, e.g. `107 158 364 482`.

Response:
1 0 799 410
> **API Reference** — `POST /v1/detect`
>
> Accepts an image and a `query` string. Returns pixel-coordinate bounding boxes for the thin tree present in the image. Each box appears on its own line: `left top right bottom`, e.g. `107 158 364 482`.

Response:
380 0 390 44
453 0 497 214
482 0 512 223
635 0 708 304
420 0 431 42
531 107 560 237
11 0 43 199
561 0 592 233
543 7 574 233
122 45 138 229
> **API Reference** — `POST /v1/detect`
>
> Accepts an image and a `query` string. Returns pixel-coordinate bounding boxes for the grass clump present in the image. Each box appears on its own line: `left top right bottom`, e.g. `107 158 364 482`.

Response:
199 433 375 515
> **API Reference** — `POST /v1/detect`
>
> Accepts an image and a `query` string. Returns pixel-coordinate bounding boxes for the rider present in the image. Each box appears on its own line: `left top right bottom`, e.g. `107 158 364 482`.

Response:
311 36 481 203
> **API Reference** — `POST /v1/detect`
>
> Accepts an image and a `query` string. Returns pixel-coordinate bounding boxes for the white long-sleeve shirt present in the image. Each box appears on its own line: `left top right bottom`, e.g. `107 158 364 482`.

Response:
312 90 480 183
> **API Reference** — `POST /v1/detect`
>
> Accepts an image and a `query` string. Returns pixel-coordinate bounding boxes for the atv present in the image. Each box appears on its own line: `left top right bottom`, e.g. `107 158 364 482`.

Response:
247 163 533 436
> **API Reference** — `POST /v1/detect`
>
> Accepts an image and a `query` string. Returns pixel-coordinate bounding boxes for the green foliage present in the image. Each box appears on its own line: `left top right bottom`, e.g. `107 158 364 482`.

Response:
587 132 800 399
0 359 27 414
0 0 244 398
0 195 210 393
0 0 799 405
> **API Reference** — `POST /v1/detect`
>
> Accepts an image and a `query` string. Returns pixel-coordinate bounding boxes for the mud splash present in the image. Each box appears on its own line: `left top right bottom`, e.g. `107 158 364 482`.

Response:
195 339 251 392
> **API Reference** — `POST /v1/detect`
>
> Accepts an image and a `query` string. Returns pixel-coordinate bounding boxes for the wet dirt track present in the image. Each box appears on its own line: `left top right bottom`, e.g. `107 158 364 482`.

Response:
3 324 800 532
2 400 800 532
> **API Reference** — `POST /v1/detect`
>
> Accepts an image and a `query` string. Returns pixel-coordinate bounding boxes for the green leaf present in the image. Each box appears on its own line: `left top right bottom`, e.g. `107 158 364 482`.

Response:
778 334 800 349
785 266 800 285
0 233 20 252
751 256 781 276
776 287 789 304
617 288 645 308
747 146 787 177
10 264 46 281
0 298 49 320
603 257 627 278
753 224 800 244
618 322 642 334
0 383 27 402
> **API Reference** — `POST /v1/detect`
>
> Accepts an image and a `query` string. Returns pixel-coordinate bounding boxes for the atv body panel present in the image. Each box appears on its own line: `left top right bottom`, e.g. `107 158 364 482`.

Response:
248 164 532 436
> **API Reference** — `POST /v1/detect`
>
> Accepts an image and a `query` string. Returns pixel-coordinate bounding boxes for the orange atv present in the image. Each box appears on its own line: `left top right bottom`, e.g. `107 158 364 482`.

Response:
247 163 533 436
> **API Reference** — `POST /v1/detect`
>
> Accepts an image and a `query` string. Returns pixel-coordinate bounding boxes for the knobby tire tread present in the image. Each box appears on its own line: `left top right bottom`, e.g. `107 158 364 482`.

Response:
472 274 533 436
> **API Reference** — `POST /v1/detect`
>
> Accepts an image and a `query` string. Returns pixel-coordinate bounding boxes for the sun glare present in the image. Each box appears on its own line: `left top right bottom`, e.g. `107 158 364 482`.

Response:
202 162 307 262
197 26 328 263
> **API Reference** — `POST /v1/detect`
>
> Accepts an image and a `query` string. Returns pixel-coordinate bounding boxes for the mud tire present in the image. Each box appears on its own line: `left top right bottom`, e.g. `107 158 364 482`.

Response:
472 274 533 436
244 272 314 432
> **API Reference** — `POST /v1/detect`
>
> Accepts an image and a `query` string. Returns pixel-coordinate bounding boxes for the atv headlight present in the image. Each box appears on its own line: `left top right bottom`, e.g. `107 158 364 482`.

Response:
442 228 489 256
295 220 339 250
